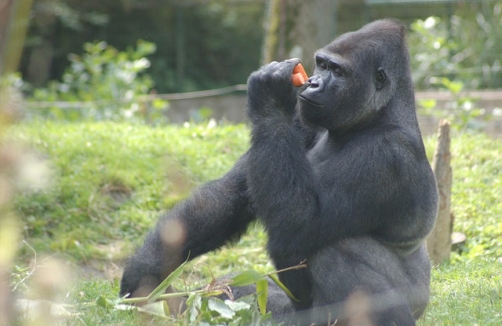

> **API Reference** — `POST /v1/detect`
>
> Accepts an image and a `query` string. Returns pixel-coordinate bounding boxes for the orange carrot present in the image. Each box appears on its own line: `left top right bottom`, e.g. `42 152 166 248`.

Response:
291 63 309 86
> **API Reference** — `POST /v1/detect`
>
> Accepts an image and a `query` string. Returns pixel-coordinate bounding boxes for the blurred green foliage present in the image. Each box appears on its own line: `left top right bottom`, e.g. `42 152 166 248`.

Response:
409 16 494 131
409 16 457 89
20 1 502 93
29 40 168 122
418 76 485 131
408 2 502 89
21 0 265 93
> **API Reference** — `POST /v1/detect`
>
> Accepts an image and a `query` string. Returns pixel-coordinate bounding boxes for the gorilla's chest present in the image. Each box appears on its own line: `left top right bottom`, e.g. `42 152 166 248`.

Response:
307 132 339 171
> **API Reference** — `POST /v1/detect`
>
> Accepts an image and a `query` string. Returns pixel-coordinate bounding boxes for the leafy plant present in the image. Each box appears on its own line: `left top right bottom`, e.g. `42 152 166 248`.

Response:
408 2 502 89
29 40 167 122
408 16 458 89
417 77 486 131
13 262 287 325
115 264 282 323
409 16 492 130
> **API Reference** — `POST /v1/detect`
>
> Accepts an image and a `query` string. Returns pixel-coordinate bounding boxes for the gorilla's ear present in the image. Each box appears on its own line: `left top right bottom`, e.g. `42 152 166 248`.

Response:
375 67 387 90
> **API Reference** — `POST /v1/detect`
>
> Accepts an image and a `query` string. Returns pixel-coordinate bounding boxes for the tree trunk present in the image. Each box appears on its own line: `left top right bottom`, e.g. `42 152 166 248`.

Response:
427 120 453 264
1 1 33 325
0 0 33 75
262 0 337 73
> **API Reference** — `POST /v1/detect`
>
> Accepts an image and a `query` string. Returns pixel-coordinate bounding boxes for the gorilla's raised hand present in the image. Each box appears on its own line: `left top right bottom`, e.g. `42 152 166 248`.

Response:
247 59 302 122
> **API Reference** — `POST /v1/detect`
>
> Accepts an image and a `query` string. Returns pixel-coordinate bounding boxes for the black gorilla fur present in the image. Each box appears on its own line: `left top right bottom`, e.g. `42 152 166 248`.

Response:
120 19 438 325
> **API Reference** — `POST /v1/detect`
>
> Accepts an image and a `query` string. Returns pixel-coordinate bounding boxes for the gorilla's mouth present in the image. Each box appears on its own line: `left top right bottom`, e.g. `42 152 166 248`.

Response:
299 95 323 108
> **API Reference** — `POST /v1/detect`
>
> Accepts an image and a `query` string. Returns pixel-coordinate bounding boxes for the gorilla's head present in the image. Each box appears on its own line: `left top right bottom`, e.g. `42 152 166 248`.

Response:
299 19 413 133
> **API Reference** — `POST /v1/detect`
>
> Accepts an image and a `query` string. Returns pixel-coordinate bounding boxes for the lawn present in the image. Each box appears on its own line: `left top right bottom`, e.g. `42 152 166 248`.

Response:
6 121 502 325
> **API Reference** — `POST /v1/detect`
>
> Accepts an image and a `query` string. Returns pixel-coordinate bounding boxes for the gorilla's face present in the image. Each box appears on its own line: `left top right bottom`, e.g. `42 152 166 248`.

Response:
298 24 401 133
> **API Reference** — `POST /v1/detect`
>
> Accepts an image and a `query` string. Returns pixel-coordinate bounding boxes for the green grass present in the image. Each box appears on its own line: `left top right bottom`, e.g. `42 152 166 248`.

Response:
7 121 502 325
10 121 250 263
424 132 502 259
421 258 502 325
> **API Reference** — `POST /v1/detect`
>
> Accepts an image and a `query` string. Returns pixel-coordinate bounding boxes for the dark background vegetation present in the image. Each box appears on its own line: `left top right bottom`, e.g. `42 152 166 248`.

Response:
19 0 502 94
20 0 266 92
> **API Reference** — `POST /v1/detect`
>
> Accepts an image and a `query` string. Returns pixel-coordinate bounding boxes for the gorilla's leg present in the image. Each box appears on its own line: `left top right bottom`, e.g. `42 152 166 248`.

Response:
307 238 430 326
398 243 431 319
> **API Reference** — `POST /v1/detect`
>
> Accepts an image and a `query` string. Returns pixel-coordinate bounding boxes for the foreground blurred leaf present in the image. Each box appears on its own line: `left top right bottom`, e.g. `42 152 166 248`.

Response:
148 259 188 303
231 270 263 287
256 279 268 315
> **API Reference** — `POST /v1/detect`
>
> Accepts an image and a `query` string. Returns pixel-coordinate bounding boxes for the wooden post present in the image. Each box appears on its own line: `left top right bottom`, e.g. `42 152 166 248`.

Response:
427 120 453 264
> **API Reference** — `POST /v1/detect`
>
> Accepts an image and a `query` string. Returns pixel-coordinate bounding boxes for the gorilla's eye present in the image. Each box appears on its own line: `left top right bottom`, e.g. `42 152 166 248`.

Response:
376 69 386 83
315 55 329 71
376 68 386 89
331 64 344 77
318 61 328 70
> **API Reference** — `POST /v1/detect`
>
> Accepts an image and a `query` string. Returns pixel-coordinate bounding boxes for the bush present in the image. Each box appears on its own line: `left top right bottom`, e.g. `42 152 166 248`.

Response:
408 2 502 89
28 40 167 122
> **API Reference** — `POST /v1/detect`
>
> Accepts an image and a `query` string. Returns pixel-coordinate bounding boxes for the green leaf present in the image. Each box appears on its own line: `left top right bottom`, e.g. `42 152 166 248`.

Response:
187 293 202 323
224 299 251 312
147 259 188 303
139 301 169 318
256 279 268 315
152 98 168 110
207 298 235 319
439 77 463 94
230 270 264 287
418 99 437 111
268 273 300 302
95 295 113 308
162 300 170 316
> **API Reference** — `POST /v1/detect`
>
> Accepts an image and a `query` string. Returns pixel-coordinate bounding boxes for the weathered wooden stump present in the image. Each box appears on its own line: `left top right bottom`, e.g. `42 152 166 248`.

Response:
426 120 453 264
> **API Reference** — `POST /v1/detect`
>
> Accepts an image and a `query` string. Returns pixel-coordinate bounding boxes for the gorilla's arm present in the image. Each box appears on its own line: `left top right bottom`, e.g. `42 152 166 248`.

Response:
247 59 326 254
120 105 321 298
120 154 255 297
246 60 322 306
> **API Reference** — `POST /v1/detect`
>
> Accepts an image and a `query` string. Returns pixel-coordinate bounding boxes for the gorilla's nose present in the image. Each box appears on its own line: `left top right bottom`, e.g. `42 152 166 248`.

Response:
308 75 325 91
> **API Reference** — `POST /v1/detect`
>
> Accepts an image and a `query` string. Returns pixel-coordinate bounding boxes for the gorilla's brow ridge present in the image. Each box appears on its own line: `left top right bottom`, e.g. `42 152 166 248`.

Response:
315 50 351 69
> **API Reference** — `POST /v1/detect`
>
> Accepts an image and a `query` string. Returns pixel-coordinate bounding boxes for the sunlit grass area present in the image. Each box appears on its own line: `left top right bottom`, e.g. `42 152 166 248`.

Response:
6 121 502 325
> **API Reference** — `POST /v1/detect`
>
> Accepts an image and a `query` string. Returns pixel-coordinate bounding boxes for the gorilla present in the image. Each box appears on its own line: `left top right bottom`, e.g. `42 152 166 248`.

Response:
120 19 438 325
